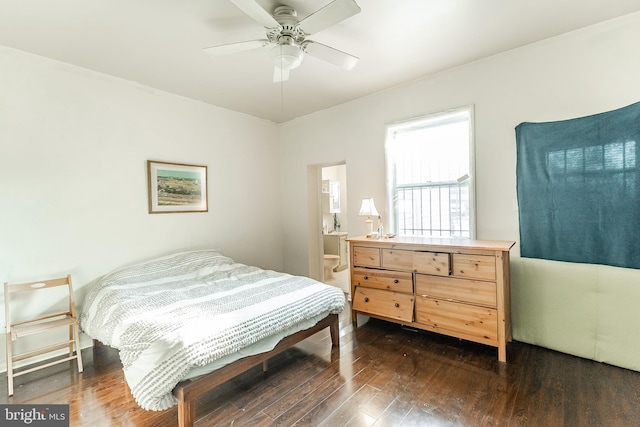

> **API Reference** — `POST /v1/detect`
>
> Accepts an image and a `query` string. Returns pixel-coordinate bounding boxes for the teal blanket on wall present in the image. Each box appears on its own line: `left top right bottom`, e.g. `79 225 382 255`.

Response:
515 101 640 270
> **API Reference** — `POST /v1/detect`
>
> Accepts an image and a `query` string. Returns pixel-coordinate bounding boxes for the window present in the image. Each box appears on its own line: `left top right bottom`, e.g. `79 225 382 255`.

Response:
385 106 474 238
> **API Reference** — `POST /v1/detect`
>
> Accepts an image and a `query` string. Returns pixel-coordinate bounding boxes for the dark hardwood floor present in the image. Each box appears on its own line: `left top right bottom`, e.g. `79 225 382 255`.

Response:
3 307 640 426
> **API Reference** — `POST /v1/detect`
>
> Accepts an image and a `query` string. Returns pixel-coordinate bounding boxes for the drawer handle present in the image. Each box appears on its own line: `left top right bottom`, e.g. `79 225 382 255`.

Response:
364 297 369 303
393 279 399 284
395 303 399 308
363 276 369 280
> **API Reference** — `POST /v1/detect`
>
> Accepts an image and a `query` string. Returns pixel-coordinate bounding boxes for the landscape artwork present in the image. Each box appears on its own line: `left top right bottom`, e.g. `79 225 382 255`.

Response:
147 160 208 213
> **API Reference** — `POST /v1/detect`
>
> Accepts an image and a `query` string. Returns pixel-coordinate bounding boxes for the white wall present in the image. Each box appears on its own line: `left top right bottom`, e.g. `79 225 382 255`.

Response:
0 47 281 358
280 12 640 370
2 11 639 374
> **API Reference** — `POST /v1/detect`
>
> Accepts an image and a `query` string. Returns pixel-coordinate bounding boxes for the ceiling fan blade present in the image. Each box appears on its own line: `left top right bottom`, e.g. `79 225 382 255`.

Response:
303 41 358 70
204 39 270 56
298 0 361 35
229 0 279 28
273 67 290 82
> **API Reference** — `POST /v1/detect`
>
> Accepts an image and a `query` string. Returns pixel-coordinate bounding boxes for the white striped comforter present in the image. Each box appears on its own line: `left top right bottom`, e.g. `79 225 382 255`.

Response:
79 250 345 411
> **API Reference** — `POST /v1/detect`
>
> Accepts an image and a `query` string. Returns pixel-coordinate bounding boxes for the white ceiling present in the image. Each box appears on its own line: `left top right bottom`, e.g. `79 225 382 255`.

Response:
1 0 639 123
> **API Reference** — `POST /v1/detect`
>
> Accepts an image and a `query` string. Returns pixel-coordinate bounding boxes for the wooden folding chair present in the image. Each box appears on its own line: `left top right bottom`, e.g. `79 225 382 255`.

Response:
4 274 83 395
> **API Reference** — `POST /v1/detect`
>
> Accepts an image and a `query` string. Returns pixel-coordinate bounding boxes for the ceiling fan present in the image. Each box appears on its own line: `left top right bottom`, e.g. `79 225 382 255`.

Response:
205 0 361 82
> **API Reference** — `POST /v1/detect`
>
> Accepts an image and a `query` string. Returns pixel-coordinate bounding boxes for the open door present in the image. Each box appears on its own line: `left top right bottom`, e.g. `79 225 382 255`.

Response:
308 162 350 297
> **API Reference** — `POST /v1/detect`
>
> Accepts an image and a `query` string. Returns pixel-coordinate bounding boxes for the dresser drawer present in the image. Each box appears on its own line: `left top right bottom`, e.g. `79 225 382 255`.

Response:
413 251 450 276
382 249 450 276
352 267 413 293
415 298 497 342
352 246 381 268
452 254 495 281
415 274 496 308
352 287 414 322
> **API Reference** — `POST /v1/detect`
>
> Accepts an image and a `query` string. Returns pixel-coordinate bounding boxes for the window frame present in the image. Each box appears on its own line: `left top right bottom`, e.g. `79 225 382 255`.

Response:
385 105 476 239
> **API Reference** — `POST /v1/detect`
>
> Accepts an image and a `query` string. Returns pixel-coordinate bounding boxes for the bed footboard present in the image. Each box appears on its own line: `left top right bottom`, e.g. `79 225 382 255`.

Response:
173 313 339 427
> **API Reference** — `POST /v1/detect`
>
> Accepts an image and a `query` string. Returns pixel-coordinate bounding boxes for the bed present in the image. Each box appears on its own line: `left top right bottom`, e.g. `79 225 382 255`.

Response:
79 249 345 426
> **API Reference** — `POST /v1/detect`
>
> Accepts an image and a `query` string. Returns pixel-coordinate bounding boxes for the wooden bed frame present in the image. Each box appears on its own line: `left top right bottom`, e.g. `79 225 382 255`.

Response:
172 313 339 427
95 313 339 427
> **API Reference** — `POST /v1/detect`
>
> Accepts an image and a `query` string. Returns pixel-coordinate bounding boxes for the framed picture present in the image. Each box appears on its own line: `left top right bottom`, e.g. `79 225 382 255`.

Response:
147 160 208 213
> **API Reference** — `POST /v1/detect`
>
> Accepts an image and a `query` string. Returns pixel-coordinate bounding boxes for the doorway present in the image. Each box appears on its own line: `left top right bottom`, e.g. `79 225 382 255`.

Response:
319 163 350 297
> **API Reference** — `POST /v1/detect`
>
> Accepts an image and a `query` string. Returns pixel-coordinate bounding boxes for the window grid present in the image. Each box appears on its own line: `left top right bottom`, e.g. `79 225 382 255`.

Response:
396 181 470 237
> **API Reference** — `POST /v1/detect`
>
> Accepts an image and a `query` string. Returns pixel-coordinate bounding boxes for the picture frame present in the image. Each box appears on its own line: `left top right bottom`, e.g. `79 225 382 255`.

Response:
147 160 208 214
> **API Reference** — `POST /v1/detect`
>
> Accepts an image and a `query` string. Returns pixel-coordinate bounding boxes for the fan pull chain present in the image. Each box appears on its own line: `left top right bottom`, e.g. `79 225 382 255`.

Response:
280 78 284 112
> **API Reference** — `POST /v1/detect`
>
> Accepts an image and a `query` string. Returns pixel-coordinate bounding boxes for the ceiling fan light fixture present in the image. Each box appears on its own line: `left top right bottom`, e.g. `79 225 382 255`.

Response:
270 44 304 71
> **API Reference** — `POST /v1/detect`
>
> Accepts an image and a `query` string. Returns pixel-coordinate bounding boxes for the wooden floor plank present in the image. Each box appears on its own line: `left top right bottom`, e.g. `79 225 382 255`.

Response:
371 398 413 427
261 358 343 419
273 356 374 426
317 384 379 427
2 309 640 426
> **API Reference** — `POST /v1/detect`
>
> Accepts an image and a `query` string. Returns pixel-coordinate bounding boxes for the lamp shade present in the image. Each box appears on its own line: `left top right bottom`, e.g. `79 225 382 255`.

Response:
358 198 379 217
270 44 304 70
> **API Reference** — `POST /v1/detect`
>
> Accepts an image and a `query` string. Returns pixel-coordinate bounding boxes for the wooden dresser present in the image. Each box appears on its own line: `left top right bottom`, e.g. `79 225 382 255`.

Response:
348 236 515 362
